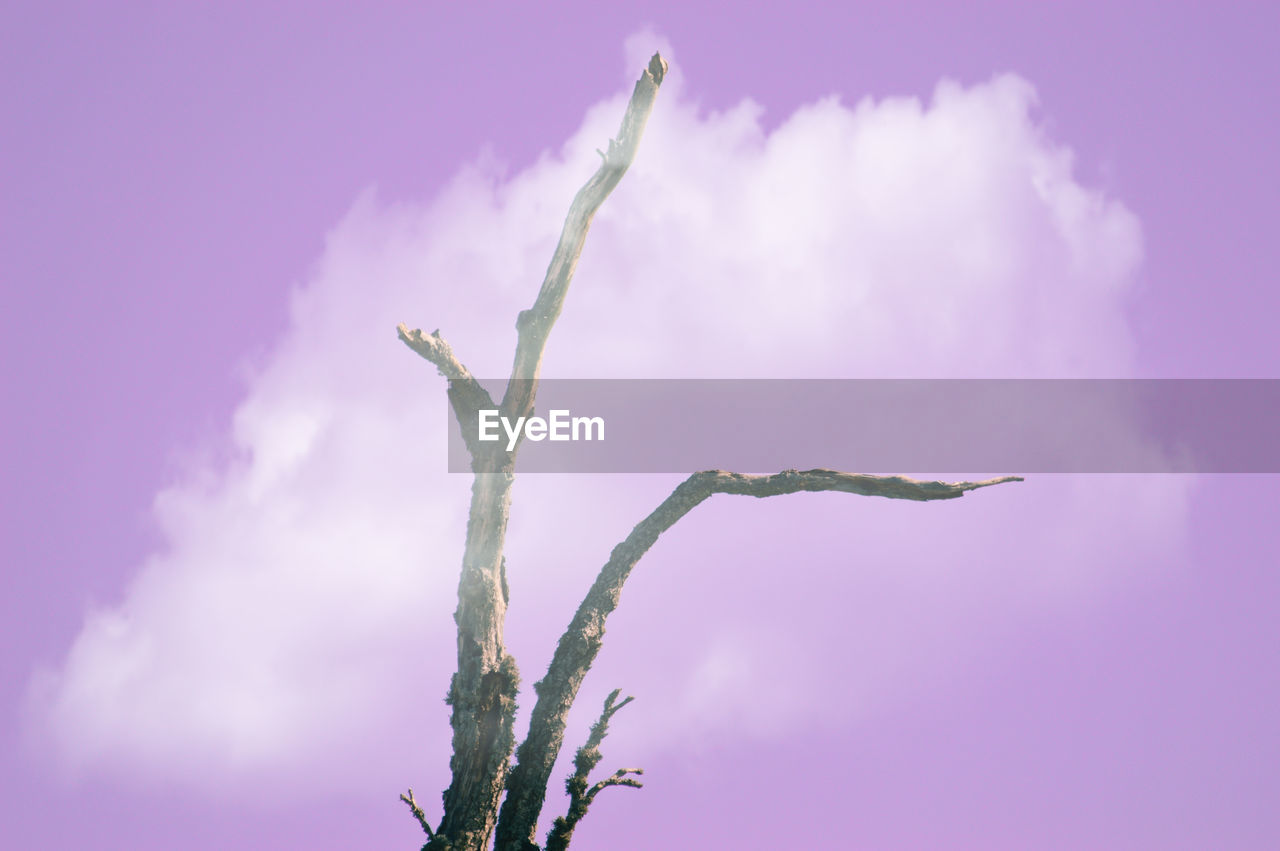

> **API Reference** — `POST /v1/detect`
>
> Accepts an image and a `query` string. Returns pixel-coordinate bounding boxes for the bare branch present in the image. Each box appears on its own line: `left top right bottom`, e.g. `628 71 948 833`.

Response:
396 324 497 459
395 324 472 382
400 788 436 840
392 46 1024 851
410 54 669 851
544 690 644 851
500 52 669 422
586 767 644 803
687 469 1022 502
397 324 493 402
498 469 1022 847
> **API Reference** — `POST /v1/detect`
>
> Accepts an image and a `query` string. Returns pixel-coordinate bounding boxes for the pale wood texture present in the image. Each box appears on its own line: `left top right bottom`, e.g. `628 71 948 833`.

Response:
399 51 1021 851
398 53 670 851
496 471 1020 850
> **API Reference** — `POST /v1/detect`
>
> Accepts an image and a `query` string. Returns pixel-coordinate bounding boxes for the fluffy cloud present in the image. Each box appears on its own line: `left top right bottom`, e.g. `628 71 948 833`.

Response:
25 40 1188 795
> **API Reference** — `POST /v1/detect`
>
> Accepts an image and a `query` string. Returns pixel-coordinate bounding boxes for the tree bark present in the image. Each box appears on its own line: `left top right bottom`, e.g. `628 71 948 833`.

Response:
400 51 1023 851
398 52 670 851
495 470 1019 850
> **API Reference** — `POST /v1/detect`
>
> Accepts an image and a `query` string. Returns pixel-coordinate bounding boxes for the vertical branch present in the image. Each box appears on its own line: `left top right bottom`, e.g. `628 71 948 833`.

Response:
398 52 669 851
501 52 668 421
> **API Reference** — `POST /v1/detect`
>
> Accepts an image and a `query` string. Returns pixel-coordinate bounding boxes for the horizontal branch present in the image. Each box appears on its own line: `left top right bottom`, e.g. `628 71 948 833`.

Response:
586 767 644 803
499 469 1022 847
687 469 1022 502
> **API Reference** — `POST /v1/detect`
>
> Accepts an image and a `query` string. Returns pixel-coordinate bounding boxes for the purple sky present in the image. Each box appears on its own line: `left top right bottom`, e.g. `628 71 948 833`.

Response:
3 3 1278 849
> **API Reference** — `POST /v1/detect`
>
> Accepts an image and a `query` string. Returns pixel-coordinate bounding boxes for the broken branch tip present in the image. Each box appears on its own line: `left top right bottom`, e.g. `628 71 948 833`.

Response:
648 52 668 84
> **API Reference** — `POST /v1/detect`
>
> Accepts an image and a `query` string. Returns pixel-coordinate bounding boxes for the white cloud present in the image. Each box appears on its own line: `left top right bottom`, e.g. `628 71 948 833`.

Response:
25 38 1189 794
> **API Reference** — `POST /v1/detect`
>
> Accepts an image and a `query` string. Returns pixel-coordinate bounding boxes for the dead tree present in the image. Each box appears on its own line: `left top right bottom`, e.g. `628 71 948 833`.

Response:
395 53 1020 851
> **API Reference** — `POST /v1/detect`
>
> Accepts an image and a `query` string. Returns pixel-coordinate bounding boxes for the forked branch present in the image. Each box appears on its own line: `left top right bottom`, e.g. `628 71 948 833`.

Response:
395 46 1020 851
400 788 435 841
544 689 644 851
400 53 670 851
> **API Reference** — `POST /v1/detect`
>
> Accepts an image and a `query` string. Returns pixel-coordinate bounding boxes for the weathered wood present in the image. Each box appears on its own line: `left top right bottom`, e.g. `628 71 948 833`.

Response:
544 690 643 851
500 52 669 424
399 49 1022 851
399 52 671 851
496 470 1021 849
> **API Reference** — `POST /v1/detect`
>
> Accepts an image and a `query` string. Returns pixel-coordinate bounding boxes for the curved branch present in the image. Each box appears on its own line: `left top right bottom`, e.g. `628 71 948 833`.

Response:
496 469 1022 849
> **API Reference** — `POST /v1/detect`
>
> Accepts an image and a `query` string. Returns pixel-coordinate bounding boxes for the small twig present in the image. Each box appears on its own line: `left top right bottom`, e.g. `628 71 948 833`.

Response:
400 787 436 839
544 689 643 851
584 766 645 805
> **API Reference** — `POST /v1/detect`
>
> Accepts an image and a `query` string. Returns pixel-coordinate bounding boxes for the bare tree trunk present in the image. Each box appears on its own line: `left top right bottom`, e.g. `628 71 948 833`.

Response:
435 447 519 848
397 53 671 851
397 52 1021 851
